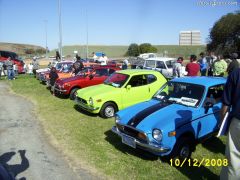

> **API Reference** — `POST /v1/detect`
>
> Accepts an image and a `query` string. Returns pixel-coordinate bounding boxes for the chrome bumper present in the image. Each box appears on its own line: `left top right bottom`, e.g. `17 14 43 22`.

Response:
111 126 170 153
54 88 67 93
75 99 99 111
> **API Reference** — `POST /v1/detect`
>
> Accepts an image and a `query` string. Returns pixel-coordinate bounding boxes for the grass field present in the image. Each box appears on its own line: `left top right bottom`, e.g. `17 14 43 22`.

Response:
6 74 227 180
48 45 206 59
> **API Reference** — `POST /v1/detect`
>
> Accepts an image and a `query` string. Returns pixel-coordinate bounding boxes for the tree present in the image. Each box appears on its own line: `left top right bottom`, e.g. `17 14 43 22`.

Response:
207 11 240 55
126 43 139 57
139 43 157 54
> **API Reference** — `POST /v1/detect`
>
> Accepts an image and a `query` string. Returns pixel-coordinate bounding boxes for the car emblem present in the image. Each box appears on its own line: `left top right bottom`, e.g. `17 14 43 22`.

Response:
131 122 134 126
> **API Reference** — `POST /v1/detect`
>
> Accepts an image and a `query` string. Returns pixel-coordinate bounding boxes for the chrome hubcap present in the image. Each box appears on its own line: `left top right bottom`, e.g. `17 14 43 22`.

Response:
105 106 114 117
180 146 189 158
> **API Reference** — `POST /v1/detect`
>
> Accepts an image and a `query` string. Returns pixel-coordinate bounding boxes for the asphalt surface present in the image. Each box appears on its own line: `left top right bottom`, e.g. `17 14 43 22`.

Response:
0 82 97 180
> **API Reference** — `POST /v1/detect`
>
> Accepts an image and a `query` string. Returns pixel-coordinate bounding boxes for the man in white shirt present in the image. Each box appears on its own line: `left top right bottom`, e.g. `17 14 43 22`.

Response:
99 54 108 65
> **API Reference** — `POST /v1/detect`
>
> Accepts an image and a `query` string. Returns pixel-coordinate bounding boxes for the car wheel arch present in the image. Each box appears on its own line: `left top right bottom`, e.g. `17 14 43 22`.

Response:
100 101 118 118
69 86 81 100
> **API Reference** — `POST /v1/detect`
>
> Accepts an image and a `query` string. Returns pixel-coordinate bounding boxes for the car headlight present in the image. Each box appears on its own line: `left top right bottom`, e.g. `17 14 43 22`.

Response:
89 97 93 106
152 129 162 142
115 114 121 124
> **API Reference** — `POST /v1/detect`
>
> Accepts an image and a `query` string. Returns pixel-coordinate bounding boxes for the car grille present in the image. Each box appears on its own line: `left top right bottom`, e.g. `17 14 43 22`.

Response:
76 97 87 104
117 124 147 143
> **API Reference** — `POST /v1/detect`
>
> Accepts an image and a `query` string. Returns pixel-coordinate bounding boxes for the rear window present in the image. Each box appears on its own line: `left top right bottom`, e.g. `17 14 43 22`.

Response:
145 60 155 68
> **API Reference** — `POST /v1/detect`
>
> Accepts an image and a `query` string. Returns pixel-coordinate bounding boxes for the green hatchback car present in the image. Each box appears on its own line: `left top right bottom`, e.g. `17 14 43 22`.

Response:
75 69 167 118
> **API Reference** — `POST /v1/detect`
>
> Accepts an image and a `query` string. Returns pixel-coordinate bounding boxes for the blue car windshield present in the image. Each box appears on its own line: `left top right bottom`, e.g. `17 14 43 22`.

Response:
154 82 205 107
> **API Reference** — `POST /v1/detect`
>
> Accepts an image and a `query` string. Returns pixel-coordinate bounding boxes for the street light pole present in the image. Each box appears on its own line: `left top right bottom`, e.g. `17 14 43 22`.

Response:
44 20 48 59
86 9 88 60
58 0 62 61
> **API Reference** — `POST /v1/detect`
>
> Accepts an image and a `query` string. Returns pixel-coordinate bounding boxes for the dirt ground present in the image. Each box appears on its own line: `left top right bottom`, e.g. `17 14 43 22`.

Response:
0 82 98 180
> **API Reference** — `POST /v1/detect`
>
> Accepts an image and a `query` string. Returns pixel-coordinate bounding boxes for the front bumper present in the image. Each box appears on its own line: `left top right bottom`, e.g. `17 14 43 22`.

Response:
54 87 67 93
111 126 170 154
75 98 100 112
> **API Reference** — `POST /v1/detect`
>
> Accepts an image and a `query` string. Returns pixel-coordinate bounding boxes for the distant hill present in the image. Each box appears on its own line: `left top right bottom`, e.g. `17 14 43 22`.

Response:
0 43 206 59
49 45 206 59
0 42 45 56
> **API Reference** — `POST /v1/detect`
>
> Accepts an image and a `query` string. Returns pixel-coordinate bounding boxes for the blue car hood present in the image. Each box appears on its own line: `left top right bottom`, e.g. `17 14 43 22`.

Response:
118 99 195 133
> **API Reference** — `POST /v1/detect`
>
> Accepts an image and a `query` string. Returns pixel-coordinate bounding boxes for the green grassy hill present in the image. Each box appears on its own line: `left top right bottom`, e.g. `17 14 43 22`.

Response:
50 45 206 59
0 42 206 59
0 42 45 56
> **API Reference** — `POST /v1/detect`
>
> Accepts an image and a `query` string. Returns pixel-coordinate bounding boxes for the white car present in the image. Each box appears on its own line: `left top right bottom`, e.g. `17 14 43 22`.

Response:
143 57 186 79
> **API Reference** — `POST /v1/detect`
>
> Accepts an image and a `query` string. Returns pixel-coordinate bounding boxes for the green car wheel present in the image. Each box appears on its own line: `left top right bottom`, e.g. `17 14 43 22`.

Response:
100 102 117 118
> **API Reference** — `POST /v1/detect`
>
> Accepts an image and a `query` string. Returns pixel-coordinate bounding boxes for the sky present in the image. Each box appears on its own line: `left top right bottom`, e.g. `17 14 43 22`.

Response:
0 0 239 50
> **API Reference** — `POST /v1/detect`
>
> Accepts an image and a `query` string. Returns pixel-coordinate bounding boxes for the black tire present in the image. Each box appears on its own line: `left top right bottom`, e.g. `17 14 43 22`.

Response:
100 102 117 118
170 136 195 160
69 88 79 100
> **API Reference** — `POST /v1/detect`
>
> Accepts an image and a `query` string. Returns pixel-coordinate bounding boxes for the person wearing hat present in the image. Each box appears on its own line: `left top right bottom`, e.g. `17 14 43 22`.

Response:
173 57 185 78
227 53 239 75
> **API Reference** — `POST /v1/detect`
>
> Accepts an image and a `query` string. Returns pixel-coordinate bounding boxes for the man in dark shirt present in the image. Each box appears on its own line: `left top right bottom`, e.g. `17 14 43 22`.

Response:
186 55 200 76
220 68 240 179
227 53 239 75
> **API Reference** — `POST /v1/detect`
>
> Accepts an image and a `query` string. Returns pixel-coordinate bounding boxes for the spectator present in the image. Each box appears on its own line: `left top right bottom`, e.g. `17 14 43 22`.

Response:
198 52 208 76
220 68 240 180
173 57 185 78
207 52 217 76
72 58 84 76
186 55 200 76
13 63 17 77
49 67 59 96
92 52 98 61
99 54 108 65
3 62 7 77
0 62 3 80
23 63 27 74
32 57 39 77
5 57 14 80
56 51 61 61
213 55 228 77
227 53 239 75
122 59 129 70
28 63 33 75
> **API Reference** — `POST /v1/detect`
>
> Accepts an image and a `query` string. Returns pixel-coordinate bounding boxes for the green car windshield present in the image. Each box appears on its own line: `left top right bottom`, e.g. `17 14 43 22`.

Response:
104 73 129 88
154 82 205 107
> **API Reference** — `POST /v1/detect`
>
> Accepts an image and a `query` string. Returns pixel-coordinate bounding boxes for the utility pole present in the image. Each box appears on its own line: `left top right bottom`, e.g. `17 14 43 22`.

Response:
58 0 62 61
86 9 89 60
44 20 48 59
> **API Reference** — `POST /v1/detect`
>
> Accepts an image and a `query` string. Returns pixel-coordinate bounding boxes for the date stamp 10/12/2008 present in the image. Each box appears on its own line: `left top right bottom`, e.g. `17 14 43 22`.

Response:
197 0 239 6
170 158 228 167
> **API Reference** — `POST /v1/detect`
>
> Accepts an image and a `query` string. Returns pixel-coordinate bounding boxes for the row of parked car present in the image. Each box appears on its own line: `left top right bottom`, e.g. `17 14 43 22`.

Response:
36 59 226 160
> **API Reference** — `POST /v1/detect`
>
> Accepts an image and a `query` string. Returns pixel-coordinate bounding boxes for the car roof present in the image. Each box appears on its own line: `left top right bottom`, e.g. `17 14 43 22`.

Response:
145 57 177 61
171 76 227 87
116 69 161 75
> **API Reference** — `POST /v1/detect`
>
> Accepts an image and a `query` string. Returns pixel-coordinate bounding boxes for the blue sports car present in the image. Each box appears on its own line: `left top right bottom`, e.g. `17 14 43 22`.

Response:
112 77 226 159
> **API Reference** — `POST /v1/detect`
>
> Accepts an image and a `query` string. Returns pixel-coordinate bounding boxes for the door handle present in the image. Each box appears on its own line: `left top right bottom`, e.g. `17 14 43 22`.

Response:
148 87 150 92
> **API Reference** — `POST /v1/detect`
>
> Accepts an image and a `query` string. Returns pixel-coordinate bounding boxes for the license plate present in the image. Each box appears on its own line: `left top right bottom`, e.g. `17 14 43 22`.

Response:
122 134 136 148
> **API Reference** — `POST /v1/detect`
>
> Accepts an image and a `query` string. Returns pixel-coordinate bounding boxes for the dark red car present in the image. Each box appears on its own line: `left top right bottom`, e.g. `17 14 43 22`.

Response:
0 50 25 73
54 66 121 100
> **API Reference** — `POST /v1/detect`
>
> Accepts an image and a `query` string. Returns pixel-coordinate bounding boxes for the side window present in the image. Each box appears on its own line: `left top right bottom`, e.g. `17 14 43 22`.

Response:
204 85 224 105
156 61 166 69
147 74 157 84
95 69 108 76
127 75 148 87
109 69 115 75
145 60 155 68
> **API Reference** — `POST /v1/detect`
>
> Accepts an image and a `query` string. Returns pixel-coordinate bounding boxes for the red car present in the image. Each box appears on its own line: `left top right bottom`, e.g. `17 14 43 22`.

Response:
54 66 121 100
0 50 25 73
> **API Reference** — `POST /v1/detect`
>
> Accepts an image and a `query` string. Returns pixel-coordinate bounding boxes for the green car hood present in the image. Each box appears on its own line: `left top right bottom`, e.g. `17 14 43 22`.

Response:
76 84 119 99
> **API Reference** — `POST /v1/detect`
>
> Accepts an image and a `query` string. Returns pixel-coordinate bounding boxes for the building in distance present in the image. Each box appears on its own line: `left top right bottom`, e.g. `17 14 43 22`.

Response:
179 30 202 45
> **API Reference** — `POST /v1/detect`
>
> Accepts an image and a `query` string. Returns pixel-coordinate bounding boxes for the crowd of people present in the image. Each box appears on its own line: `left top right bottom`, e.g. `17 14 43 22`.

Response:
172 52 239 78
